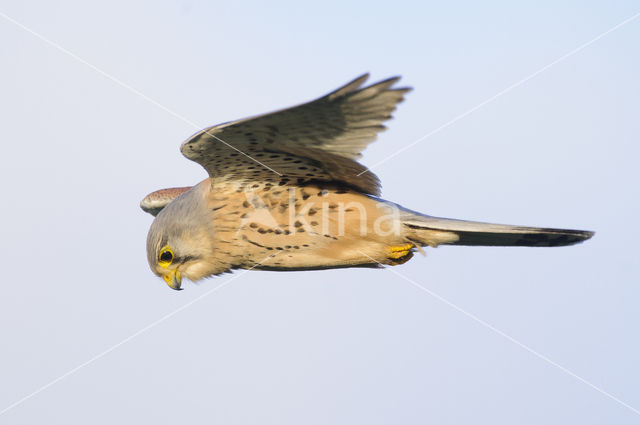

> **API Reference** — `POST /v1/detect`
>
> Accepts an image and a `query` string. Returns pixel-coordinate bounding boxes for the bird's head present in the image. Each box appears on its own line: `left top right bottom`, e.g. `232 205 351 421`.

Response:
145 181 221 290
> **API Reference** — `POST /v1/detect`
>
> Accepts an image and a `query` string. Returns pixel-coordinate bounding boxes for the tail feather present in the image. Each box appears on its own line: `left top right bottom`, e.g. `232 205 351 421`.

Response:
402 214 594 248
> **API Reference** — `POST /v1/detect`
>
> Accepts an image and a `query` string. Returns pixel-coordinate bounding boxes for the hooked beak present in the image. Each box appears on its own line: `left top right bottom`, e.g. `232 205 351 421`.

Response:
163 269 182 291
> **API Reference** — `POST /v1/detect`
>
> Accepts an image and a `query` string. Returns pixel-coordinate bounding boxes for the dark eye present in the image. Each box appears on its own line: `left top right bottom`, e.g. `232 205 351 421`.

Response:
158 246 174 266
160 251 173 262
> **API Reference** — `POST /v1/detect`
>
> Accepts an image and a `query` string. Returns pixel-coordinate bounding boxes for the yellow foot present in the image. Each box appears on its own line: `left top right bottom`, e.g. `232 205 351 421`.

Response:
388 243 415 264
388 243 414 259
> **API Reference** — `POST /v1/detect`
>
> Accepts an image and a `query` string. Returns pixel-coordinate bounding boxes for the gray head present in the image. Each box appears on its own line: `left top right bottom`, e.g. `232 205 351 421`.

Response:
146 180 218 290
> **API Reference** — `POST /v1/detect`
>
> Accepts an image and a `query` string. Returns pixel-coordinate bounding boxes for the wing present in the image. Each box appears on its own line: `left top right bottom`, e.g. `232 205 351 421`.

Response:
140 186 192 216
180 74 410 195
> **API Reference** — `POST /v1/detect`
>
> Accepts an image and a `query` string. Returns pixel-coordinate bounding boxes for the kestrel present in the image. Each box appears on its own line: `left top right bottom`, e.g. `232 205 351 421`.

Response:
141 74 593 290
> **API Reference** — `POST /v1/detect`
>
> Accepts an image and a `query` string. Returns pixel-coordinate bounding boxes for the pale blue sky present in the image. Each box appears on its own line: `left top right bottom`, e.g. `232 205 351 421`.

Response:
1 1 639 424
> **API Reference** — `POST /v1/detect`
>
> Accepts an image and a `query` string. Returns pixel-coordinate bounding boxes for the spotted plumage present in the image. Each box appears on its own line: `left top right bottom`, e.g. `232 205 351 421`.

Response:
141 74 593 290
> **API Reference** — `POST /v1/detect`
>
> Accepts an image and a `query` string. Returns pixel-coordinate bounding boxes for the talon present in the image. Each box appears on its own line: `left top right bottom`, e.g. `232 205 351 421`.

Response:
389 243 413 259
388 243 414 259
388 244 414 265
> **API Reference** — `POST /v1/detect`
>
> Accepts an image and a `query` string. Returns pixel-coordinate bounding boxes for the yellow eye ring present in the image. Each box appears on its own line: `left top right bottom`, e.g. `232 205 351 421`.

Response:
158 246 174 267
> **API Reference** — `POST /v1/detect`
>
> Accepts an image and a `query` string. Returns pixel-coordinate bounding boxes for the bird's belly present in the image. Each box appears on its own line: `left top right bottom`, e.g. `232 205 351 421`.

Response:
212 184 413 270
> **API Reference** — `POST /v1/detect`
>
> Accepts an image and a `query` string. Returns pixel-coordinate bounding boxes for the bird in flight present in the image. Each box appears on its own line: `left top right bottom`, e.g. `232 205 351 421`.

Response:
141 74 593 290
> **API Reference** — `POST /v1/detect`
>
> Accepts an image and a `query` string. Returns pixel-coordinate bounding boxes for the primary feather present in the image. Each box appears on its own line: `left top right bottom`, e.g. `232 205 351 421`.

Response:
179 73 410 196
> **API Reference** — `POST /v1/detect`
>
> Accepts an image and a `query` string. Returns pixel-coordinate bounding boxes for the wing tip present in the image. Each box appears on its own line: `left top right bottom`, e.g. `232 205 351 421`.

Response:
140 186 192 216
327 73 412 100
498 227 595 247
545 228 595 246
326 73 370 100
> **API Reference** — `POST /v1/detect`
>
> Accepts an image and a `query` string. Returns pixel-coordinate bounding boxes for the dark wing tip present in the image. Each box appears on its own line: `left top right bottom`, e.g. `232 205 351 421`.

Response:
501 228 595 247
394 86 413 94
541 228 594 247
326 73 410 101
444 227 595 247
377 75 402 84
326 73 371 100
